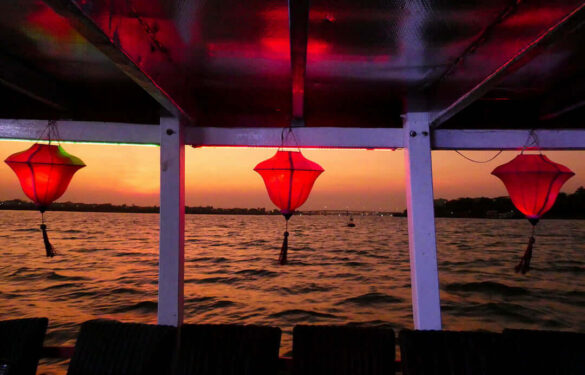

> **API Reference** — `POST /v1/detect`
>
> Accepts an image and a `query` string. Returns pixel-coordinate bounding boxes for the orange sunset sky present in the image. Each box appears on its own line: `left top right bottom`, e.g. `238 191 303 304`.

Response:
0 140 584 211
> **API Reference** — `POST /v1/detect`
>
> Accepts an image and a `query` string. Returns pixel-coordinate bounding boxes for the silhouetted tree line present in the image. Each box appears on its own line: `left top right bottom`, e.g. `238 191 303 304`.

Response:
433 187 585 219
3 187 585 218
0 200 279 215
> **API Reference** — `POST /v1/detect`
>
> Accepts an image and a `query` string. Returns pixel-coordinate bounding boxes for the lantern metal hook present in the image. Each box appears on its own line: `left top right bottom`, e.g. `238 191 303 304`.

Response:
520 129 540 154
37 120 62 146
280 127 301 152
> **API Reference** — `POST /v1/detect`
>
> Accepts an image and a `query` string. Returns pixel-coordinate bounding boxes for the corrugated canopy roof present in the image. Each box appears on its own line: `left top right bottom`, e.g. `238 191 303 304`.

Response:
1 0 584 129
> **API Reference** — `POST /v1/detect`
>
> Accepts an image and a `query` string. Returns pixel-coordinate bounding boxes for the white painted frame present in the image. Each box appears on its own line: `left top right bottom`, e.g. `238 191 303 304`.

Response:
403 113 442 329
158 117 185 326
2 117 585 329
2 119 585 150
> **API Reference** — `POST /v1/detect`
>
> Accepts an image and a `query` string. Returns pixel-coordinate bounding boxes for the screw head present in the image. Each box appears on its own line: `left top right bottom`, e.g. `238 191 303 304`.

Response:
410 131 417 137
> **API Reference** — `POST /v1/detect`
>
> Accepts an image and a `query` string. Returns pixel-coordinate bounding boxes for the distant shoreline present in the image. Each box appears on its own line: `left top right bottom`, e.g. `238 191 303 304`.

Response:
0 200 275 216
0 200 403 216
1 193 585 219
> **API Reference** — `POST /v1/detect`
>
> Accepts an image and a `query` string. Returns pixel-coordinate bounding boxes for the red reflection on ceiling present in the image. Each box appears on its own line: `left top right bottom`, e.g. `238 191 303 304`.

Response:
26 4 77 41
507 8 567 27
323 13 336 23
109 15 187 64
261 7 288 22
262 37 329 57
206 38 329 61
262 7 336 23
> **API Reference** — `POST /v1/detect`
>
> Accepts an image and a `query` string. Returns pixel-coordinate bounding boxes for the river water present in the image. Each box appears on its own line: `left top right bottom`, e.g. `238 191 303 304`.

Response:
0 210 584 374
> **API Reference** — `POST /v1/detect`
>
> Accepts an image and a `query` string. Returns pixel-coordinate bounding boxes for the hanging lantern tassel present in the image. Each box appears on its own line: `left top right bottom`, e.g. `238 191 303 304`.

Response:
40 224 55 257
40 213 56 257
280 231 289 265
279 217 291 265
515 223 537 274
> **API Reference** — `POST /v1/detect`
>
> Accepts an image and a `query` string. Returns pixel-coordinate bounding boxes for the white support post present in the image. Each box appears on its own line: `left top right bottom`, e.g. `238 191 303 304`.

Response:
158 117 185 326
403 112 442 330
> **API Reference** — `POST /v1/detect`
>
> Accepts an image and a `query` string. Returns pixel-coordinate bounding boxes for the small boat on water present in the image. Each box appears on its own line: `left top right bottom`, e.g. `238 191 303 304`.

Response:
347 215 356 227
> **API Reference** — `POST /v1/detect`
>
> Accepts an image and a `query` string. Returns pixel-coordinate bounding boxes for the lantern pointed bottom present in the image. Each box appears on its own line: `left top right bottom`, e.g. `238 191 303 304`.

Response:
528 218 539 226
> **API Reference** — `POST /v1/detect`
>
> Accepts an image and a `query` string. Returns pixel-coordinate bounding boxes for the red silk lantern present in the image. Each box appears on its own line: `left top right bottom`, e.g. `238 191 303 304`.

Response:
255 150 324 264
5 143 85 257
492 154 574 273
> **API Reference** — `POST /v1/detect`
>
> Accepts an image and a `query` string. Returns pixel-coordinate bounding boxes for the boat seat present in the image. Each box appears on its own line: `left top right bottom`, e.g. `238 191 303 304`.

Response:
503 329 585 375
0 317 48 375
399 329 508 375
67 319 177 375
293 325 395 375
174 323 281 375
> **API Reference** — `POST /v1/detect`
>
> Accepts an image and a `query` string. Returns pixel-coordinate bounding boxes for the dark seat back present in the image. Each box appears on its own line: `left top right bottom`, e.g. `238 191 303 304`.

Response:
175 324 281 375
67 319 177 375
293 325 395 375
503 329 585 375
0 317 48 375
399 330 507 375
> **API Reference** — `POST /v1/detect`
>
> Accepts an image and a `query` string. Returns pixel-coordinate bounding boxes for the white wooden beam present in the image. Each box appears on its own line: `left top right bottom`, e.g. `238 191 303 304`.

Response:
433 129 585 150
188 126 403 149
404 112 442 330
0 119 159 145
2 119 585 150
0 120 405 148
158 117 185 326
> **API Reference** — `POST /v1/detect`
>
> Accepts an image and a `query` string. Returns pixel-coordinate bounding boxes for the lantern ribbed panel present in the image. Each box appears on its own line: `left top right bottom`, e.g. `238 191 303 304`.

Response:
5 144 85 209
254 151 323 214
492 154 574 219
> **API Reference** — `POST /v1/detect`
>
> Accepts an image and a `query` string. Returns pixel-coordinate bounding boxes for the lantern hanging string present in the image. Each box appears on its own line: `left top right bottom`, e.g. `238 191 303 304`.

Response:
516 129 540 274
520 129 540 155
37 120 61 258
278 127 293 265
454 129 542 163
40 211 56 257
454 150 503 163
280 127 301 152
278 126 297 265
37 120 61 146
279 219 289 265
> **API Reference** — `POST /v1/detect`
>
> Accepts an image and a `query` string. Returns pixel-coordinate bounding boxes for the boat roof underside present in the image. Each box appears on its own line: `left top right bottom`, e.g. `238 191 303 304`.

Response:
1 0 585 130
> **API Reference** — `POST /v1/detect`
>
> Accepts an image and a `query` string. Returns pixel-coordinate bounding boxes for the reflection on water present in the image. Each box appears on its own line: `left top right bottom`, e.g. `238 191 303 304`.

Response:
0 211 584 374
